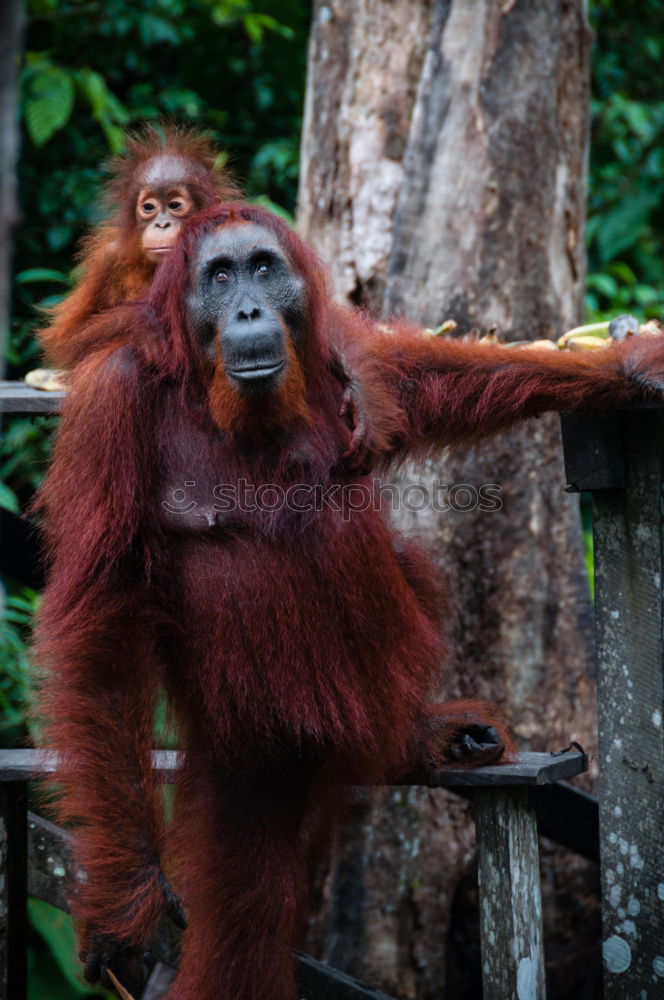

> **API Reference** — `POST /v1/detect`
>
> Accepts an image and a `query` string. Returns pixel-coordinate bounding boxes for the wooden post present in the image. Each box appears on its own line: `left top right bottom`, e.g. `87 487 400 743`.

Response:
0 781 27 1000
592 409 664 998
474 786 546 1000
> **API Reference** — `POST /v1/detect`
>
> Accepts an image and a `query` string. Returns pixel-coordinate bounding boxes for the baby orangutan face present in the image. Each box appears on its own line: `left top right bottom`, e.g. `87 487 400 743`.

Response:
136 155 197 258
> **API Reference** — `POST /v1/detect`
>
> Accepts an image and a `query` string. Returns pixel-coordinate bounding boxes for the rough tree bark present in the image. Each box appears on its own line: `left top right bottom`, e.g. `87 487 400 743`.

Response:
298 3 597 998
0 0 23 379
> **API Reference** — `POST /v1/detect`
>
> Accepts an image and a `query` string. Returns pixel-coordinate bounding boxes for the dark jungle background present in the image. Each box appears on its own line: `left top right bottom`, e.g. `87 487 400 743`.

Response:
1 1 663 996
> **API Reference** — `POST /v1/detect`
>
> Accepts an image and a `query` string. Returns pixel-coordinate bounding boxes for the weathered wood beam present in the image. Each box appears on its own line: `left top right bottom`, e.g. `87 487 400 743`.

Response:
0 382 63 413
297 953 397 1000
592 409 664 998
0 748 182 783
475 786 546 1000
0 746 587 786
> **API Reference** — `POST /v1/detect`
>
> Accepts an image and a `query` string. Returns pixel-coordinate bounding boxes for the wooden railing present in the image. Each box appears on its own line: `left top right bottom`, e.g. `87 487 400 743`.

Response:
0 747 588 1000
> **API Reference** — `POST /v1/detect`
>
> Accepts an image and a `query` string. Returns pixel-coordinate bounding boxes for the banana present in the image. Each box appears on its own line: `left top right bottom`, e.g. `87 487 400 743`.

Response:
557 322 610 348
508 339 557 350
566 336 609 351
24 367 68 391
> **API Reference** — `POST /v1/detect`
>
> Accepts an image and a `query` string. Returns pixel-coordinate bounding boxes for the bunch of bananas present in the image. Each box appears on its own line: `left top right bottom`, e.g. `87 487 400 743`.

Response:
555 315 664 350
425 315 664 351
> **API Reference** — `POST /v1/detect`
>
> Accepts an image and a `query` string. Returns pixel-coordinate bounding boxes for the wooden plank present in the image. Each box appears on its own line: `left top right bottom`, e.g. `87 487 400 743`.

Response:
421 748 587 787
297 953 397 1000
0 748 182 782
0 782 27 1000
0 747 585 786
532 781 599 865
559 411 626 492
0 382 63 413
560 404 664 493
474 786 546 1000
592 408 664 998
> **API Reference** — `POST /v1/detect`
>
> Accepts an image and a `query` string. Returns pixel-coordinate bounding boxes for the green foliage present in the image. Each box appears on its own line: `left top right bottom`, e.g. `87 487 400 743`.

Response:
1 415 58 494
0 586 39 742
586 1 664 321
23 58 75 146
28 900 110 999
0 482 19 514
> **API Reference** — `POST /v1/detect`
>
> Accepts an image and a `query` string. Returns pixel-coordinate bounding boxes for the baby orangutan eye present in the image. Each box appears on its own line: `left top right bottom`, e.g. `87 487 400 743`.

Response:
142 202 156 214
169 200 183 212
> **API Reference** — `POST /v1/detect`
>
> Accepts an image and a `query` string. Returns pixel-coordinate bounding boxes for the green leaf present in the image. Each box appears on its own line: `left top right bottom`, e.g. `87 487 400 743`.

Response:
243 14 264 43
0 482 19 514
608 261 637 285
23 65 75 146
254 13 295 39
28 900 105 996
15 268 69 285
75 68 107 118
586 273 618 299
139 13 182 46
595 188 661 262
159 88 203 115
46 224 74 252
76 69 129 143
633 284 659 306
99 117 126 154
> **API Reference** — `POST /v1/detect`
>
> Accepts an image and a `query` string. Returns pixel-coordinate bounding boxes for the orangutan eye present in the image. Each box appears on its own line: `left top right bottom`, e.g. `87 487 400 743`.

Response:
256 262 270 277
169 200 183 212
142 202 156 214
215 269 229 283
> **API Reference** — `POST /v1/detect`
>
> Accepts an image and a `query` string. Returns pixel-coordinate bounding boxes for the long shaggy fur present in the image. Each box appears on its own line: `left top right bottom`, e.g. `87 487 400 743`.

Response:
34 202 664 1000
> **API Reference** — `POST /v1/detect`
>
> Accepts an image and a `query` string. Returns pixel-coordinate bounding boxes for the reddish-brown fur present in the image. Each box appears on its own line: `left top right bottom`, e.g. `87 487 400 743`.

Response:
37 125 239 370
34 203 664 1000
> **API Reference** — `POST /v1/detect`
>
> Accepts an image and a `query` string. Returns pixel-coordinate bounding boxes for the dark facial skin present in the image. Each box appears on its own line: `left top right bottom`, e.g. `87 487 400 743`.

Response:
188 223 307 394
136 155 196 258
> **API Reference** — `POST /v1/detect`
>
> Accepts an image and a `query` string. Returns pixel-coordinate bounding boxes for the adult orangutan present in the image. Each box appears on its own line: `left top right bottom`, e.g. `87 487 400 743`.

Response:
34 202 664 1000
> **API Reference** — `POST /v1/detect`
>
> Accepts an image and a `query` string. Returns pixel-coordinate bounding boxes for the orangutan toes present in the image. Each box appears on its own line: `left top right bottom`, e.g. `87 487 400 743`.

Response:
409 699 516 778
448 723 504 764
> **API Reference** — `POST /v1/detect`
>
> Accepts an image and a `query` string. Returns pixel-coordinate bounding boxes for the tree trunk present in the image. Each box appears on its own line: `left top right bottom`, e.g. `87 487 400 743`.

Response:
0 0 23 378
298 3 597 998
